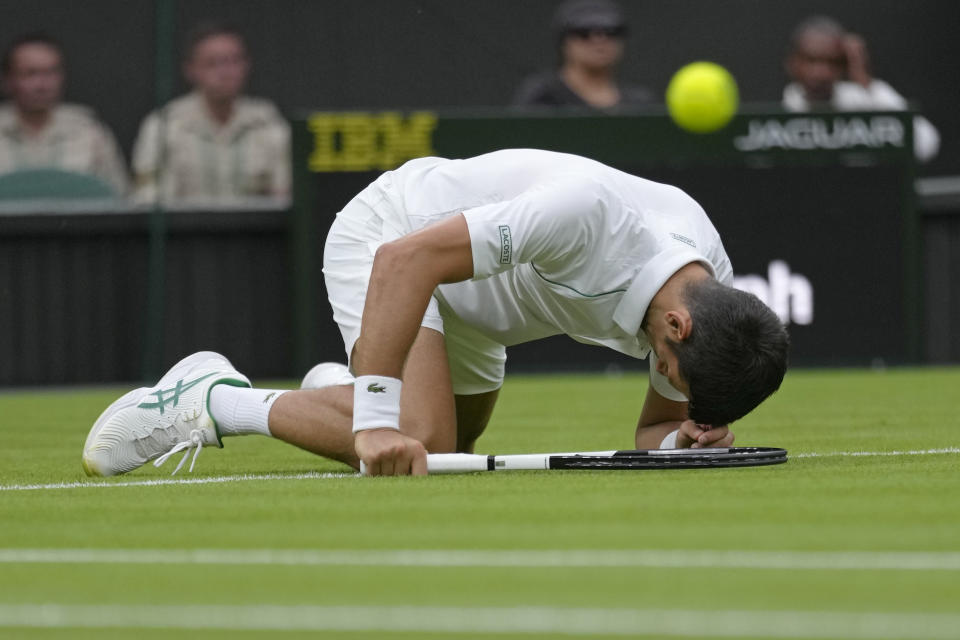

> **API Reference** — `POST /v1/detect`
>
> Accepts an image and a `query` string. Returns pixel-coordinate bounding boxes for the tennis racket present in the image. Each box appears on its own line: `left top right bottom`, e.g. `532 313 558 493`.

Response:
424 447 787 474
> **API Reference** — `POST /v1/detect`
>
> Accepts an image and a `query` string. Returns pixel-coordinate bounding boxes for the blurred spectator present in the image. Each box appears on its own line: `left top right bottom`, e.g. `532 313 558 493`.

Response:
132 22 290 205
0 33 129 195
513 0 652 109
783 16 940 163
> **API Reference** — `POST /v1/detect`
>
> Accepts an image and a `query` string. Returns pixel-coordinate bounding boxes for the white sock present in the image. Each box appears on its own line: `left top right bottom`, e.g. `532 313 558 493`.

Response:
209 385 287 437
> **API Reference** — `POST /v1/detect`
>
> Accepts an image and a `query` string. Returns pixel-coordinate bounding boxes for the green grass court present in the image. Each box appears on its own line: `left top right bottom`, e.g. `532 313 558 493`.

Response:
2 367 959 638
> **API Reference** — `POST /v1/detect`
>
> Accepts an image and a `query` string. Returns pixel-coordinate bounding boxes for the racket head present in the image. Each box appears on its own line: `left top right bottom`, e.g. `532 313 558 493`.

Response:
547 446 787 470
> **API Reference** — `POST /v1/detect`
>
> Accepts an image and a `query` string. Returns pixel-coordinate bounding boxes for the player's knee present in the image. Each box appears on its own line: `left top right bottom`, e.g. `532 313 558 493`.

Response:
455 419 489 453
453 390 499 453
455 435 478 453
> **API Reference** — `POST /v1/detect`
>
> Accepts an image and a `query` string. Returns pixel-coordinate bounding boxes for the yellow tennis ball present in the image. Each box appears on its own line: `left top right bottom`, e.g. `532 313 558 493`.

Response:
666 62 739 133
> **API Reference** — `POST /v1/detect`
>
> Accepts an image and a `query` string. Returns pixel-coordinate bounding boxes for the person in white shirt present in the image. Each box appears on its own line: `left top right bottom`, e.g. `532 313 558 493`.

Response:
131 23 290 205
81 149 789 478
783 15 939 163
0 33 129 195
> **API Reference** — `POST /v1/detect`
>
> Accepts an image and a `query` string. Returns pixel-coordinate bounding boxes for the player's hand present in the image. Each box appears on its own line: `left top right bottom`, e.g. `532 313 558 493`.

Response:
676 420 735 449
355 428 428 476
842 34 872 87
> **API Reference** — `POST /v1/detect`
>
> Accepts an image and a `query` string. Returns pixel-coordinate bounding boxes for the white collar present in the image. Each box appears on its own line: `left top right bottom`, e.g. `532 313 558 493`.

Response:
612 244 714 336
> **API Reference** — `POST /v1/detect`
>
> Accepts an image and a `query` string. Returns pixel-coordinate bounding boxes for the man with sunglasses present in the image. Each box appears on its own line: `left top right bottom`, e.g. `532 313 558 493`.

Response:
514 0 652 110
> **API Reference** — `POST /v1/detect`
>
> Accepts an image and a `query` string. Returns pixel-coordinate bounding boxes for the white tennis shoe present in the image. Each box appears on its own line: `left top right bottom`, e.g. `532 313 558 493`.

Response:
81 351 250 477
300 362 355 390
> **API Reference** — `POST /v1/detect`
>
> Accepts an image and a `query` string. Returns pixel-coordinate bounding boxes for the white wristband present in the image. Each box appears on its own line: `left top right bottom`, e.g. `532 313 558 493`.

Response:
353 375 402 433
659 429 679 449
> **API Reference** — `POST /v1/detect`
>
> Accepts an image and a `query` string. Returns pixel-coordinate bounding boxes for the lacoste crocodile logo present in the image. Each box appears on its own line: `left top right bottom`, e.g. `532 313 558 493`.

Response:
366 383 386 393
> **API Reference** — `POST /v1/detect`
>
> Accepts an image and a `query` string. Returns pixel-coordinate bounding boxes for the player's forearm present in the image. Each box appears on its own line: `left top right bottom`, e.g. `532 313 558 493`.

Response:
353 214 474 378
353 243 444 378
635 421 684 449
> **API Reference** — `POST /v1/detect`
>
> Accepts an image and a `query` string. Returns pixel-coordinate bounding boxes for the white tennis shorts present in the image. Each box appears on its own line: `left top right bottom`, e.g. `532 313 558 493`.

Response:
322 175 506 396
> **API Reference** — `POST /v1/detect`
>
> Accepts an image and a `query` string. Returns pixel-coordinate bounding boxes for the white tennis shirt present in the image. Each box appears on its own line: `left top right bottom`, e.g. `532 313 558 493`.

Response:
378 149 734 399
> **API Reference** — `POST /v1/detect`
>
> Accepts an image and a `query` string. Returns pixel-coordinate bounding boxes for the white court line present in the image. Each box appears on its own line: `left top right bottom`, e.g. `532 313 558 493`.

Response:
0 604 958 638
1 548 959 571
0 471 351 491
794 448 960 458
0 447 956 492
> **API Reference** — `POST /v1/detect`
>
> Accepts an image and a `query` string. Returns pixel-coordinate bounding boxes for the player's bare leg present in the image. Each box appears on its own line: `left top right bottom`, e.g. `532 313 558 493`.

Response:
267 326 457 469
454 390 500 453
265 385 356 465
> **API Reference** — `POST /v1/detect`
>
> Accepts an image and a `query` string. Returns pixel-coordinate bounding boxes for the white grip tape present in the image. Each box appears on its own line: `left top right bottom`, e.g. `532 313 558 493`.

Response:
659 429 680 449
353 375 402 433
426 453 490 474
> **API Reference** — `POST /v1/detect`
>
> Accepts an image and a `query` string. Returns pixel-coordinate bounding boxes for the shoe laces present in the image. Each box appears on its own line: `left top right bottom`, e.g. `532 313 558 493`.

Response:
153 429 205 475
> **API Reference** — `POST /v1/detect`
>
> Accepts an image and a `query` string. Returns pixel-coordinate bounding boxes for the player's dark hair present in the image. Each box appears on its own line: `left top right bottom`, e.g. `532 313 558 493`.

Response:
668 278 789 426
1 32 63 76
183 21 247 61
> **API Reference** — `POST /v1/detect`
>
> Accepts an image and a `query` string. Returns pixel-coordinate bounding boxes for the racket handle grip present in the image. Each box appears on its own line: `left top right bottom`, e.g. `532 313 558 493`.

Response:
427 453 491 474
427 453 551 472
358 454 488 475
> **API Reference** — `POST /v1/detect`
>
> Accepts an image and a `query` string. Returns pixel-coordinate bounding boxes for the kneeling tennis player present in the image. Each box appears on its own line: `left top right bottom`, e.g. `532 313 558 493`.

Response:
82 149 790 477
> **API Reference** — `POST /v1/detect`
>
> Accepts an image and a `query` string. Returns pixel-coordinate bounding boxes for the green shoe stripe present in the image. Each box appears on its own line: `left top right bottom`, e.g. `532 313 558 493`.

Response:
206 378 253 447
137 372 219 415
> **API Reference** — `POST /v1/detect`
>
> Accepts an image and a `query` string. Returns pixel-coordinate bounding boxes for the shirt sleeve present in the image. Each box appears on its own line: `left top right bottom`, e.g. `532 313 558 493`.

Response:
131 112 161 204
864 81 940 163
267 118 292 198
512 75 547 106
512 73 565 107
864 80 909 110
462 174 610 280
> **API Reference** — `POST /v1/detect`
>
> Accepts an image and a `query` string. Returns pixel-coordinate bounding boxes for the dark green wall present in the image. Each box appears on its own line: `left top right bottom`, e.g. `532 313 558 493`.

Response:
1 0 957 175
